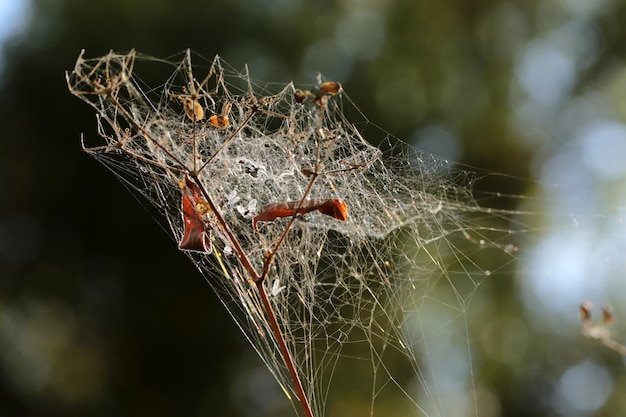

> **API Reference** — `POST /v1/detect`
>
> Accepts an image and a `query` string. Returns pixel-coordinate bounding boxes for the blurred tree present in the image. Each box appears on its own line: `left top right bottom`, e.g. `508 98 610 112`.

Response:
2 0 626 416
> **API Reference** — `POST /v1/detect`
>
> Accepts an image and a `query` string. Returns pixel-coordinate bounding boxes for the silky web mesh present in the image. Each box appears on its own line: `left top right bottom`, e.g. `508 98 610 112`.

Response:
67 50 529 417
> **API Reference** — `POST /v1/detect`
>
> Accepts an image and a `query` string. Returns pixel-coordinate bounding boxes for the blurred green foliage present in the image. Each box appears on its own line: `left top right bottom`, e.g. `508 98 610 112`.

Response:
2 0 626 416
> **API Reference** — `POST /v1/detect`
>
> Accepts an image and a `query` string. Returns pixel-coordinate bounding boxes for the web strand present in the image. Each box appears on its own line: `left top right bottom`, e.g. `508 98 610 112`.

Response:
67 49 527 417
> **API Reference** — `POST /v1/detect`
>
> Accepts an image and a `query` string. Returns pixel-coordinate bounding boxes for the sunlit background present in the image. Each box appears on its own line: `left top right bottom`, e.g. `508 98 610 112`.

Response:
2 0 626 416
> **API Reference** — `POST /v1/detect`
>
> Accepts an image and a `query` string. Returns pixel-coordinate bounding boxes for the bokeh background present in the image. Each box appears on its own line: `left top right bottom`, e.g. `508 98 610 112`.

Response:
2 0 626 416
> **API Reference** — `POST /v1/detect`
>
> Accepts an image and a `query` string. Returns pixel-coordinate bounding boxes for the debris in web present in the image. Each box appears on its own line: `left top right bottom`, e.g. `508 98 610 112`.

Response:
67 49 526 417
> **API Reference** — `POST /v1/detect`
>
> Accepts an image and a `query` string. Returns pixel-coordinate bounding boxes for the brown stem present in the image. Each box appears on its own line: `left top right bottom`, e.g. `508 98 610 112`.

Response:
256 280 314 417
93 79 314 417
188 174 315 417
258 139 322 283
198 108 257 173
188 173 260 282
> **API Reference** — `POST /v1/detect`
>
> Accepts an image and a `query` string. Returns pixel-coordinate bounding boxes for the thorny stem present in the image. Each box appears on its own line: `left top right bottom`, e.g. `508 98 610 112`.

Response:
259 131 324 282
105 92 189 169
188 173 315 417
76 69 316 417
256 280 315 417
188 173 260 282
83 82 259 283
247 144 324 417
198 108 258 173
259 172 319 282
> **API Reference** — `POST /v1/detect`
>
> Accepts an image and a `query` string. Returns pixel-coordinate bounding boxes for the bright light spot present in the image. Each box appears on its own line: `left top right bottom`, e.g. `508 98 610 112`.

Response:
555 360 612 415
0 0 31 78
516 44 575 105
522 231 604 326
0 0 30 41
579 120 626 180
411 125 463 161
538 149 595 216
560 0 610 16
404 303 473 417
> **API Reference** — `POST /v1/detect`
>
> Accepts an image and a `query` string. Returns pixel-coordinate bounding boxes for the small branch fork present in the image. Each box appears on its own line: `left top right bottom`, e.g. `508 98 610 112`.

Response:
68 52 316 417
189 170 316 417
580 301 626 355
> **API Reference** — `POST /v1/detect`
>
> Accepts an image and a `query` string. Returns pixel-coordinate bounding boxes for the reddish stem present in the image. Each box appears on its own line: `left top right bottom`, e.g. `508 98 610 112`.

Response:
256 280 314 417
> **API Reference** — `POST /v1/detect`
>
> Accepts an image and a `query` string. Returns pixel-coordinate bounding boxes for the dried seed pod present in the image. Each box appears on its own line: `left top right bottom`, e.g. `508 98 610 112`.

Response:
294 89 310 103
183 98 204 121
208 114 229 128
314 94 329 109
301 168 315 177
603 305 615 325
580 301 593 323
179 176 212 253
319 81 342 95
208 102 231 128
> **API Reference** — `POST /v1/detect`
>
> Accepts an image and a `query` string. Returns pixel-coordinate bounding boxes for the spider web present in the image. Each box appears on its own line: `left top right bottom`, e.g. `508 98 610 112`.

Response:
67 50 529 417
